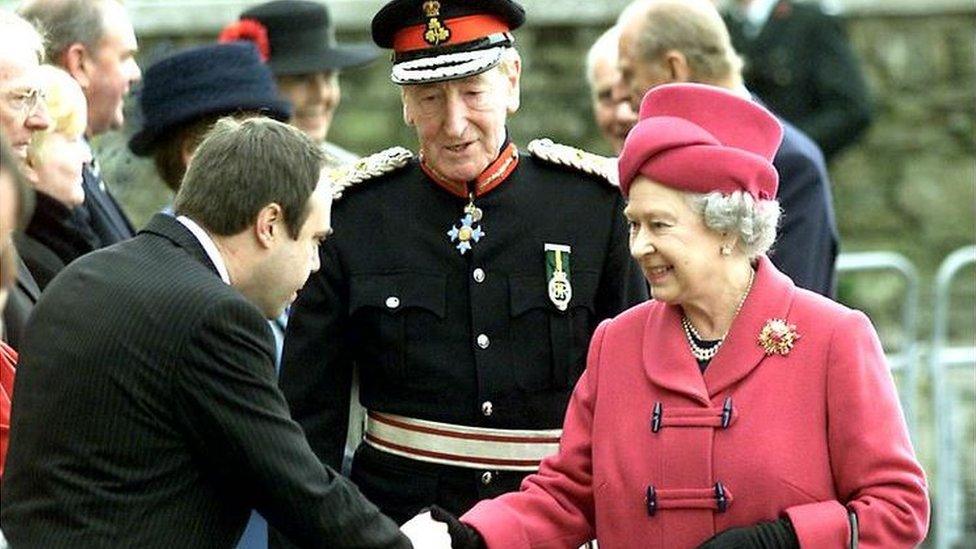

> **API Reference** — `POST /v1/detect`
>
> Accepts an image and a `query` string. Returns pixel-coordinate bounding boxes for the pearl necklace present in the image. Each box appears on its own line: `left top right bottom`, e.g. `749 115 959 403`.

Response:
681 268 756 362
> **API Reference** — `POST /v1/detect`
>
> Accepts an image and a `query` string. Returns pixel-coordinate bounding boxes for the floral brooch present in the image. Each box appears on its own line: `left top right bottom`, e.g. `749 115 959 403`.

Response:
758 319 800 356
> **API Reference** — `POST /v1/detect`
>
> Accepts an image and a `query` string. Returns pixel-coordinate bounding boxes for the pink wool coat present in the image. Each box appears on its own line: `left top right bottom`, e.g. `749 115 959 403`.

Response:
463 257 928 548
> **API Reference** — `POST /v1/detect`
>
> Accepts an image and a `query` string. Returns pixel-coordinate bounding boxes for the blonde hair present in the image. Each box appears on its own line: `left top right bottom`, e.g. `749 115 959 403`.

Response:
28 64 87 165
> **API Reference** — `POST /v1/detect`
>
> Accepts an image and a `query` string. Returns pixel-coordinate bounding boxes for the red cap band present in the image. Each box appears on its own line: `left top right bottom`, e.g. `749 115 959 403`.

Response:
393 14 510 52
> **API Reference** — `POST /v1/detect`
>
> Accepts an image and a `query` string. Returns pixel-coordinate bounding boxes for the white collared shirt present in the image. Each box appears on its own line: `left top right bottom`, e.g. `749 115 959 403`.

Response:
729 0 780 37
177 216 231 285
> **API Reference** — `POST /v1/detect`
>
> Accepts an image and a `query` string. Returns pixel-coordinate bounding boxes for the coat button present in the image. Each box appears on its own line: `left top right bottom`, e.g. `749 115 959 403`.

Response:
481 401 493 416
476 334 490 349
481 471 493 485
385 296 400 309
473 268 486 283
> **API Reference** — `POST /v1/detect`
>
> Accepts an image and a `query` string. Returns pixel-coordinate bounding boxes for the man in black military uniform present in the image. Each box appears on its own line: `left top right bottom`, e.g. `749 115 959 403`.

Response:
279 0 647 527
722 0 872 161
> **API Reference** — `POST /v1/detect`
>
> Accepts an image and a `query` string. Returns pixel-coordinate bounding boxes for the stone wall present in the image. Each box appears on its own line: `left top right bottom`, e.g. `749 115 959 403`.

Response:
99 6 975 343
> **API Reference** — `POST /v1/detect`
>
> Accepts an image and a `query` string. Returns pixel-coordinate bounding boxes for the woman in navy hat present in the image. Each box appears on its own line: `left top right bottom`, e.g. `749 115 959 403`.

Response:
129 42 291 196
428 84 929 548
220 0 380 166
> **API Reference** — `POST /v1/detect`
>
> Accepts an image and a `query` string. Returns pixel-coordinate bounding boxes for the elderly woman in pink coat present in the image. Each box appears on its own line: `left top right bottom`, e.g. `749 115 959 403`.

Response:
428 83 929 548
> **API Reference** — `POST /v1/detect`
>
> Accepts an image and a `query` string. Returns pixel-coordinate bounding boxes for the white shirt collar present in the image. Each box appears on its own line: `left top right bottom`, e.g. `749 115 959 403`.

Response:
176 216 231 285
730 0 780 34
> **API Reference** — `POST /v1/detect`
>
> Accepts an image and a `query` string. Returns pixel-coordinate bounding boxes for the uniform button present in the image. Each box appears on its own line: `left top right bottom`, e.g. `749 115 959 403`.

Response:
481 471 493 485
385 296 400 309
481 401 493 416
476 333 490 349
473 268 486 283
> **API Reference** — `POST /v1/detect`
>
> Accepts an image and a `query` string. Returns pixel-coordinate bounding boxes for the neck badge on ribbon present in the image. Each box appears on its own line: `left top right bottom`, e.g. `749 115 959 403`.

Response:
545 243 572 311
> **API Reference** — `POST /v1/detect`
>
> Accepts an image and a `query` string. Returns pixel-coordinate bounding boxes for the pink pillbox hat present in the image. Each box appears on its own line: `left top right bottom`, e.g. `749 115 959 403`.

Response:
618 83 784 199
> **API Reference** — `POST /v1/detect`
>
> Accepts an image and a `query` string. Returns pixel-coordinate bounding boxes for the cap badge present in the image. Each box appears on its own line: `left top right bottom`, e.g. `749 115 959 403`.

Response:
422 0 451 46
758 318 800 356
447 194 485 255
545 244 573 311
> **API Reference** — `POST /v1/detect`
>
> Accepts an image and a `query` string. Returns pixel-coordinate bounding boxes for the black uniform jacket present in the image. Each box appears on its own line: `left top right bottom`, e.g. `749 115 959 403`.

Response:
725 0 872 159
279 144 648 521
0 214 408 549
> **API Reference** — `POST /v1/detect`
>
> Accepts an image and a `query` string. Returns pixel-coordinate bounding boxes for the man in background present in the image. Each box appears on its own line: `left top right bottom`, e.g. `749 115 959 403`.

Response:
722 0 872 160
617 0 839 297
0 10 49 348
585 26 637 154
20 0 142 245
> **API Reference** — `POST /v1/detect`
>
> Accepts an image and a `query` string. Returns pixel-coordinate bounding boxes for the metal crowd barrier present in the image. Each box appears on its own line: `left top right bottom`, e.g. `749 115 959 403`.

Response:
929 245 976 549
835 251 921 435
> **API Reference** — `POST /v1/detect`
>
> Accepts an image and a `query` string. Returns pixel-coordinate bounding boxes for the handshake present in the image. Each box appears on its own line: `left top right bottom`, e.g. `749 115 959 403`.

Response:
399 506 484 549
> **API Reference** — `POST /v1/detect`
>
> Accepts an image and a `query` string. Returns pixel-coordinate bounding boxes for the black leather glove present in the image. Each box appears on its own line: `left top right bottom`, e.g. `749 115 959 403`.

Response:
428 505 487 549
696 518 800 549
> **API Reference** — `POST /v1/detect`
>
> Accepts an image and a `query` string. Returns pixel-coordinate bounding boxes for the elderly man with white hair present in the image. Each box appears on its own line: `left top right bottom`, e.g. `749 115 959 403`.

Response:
585 26 637 154
279 0 647 532
0 9 50 349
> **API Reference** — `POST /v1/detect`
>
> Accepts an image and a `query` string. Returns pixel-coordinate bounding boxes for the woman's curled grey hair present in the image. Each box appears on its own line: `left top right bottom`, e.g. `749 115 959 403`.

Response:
686 190 781 259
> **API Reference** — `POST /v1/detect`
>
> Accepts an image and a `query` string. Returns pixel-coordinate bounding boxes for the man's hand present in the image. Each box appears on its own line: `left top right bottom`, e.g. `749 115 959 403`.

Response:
400 511 451 548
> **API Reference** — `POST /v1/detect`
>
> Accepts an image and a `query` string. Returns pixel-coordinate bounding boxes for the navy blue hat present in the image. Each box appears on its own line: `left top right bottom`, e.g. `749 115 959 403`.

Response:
371 0 525 84
227 0 381 76
129 43 291 156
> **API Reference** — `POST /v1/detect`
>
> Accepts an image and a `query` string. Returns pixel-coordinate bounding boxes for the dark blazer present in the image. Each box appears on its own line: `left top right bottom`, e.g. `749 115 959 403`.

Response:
725 0 872 159
0 214 409 548
79 160 136 246
0 258 40 349
14 191 100 290
769 118 838 297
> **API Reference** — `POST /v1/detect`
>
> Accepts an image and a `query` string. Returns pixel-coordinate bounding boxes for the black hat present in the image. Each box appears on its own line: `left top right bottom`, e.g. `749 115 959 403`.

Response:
223 0 381 76
128 43 291 156
371 0 526 84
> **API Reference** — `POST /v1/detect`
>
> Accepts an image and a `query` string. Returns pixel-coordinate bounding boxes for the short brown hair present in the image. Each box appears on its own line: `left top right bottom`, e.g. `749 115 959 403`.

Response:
18 0 115 64
173 117 325 239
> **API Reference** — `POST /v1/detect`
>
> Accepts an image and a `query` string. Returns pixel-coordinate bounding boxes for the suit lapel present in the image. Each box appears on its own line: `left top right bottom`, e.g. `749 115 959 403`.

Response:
642 302 711 406
140 214 221 279
703 256 796 397
15 256 41 302
82 163 135 244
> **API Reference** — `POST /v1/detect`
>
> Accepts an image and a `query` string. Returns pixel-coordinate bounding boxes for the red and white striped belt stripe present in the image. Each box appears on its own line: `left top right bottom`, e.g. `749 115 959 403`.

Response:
364 411 562 471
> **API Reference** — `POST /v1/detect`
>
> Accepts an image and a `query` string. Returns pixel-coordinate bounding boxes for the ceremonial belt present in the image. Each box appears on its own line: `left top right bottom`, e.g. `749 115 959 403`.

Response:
364 411 562 471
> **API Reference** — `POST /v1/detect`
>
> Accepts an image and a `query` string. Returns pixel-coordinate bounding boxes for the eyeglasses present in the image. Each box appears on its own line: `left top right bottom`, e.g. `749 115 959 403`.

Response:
3 87 47 117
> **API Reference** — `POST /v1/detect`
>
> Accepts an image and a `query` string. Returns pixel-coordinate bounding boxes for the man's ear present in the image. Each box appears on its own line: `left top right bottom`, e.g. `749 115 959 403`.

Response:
504 55 522 114
254 203 283 249
62 43 93 90
663 49 692 83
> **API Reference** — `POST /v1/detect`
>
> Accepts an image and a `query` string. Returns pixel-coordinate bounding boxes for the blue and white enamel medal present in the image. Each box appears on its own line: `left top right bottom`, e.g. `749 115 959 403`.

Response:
447 193 485 255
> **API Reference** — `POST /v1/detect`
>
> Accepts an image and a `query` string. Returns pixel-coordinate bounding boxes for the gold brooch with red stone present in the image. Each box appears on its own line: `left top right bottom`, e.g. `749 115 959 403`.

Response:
758 319 800 356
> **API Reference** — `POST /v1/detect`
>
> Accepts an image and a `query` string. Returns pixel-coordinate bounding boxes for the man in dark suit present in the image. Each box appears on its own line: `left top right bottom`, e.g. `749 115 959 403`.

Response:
20 0 142 245
0 117 442 547
617 0 838 297
722 0 872 160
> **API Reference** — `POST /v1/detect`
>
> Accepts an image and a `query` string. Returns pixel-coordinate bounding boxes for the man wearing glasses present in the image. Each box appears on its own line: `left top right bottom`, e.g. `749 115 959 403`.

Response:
0 10 50 349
